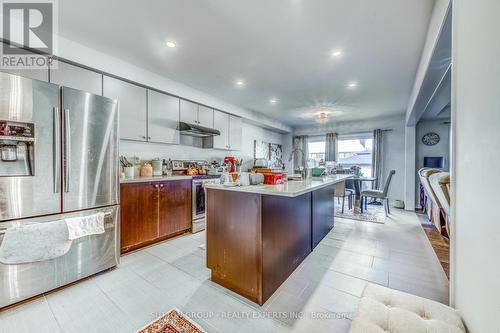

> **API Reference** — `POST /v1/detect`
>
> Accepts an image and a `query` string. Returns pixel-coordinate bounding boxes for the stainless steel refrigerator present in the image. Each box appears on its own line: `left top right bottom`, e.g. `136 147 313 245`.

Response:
0 71 119 308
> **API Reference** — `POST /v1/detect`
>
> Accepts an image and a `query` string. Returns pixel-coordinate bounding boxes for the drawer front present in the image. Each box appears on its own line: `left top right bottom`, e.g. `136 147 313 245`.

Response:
0 206 119 308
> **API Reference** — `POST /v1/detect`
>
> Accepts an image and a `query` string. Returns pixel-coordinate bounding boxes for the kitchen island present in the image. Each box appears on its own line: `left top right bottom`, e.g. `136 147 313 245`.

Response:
204 174 352 305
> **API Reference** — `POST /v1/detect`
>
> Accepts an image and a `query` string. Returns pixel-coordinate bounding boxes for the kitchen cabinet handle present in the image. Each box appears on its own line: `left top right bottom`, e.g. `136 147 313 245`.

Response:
140 135 146 139
64 108 71 193
154 184 159 188
53 107 61 193
159 184 164 188
148 136 151 140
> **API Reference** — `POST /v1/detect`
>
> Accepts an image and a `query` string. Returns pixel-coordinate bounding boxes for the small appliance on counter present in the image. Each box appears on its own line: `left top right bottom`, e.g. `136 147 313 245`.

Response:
171 160 186 171
311 167 326 177
140 163 153 177
224 156 236 173
249 172 264 185
151 159 162 176
263 172 285 185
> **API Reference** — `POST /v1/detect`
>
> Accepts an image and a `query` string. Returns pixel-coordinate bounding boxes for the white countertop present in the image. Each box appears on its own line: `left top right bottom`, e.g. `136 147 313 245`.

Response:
120 175 192 184
204 174 352 197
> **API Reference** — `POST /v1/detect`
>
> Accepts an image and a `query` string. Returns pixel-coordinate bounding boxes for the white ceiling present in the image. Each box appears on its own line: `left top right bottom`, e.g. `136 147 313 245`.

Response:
59 0 435 127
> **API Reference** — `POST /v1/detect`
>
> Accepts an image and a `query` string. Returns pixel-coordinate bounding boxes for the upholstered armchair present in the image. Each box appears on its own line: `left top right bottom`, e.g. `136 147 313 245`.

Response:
429 172 451 237
418 168 442 230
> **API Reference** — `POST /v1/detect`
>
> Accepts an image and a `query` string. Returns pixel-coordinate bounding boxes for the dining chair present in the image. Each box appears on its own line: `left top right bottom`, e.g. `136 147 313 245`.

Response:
334 181 355 213
360 170 396 216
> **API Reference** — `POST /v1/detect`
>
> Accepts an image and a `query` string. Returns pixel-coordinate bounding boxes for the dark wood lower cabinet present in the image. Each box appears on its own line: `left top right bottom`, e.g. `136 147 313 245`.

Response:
159 180 192 237
120 179 192 253
120 182 159 251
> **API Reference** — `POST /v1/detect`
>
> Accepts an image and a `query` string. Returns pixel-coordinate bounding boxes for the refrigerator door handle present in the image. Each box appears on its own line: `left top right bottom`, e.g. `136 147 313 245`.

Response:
53 107 61 193
64 108 71 193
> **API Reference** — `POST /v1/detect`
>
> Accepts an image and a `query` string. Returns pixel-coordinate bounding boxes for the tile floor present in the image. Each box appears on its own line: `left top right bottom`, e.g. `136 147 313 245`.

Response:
0 208 449 333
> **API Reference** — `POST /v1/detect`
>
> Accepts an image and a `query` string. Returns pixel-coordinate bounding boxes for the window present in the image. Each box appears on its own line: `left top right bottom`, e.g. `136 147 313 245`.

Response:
338 138 373 177
308 141 325 164
307 134 373 177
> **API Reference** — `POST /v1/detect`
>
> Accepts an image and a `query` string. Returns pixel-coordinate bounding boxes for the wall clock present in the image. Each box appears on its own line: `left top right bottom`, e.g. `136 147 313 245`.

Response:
422 132 440 146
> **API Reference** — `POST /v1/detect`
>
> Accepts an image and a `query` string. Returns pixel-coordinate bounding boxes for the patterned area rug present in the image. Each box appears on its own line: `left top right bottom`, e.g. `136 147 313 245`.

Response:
137 308 205 333
334 202 386 224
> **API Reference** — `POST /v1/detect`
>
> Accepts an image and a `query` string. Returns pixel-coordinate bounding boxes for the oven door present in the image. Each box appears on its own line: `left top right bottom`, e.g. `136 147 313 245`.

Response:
192 180 205 220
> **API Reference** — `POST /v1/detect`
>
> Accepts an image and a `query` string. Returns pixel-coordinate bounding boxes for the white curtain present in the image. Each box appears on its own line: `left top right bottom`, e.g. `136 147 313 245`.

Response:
325 133 338 161
292 135 308 170
372 129 384 189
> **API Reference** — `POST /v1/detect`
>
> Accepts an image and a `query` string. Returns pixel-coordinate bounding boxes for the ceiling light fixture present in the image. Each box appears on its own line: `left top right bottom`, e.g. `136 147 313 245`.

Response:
331 50 342 57
314 112 329 124
165 41 176 48
347 81 358 89
270 98 278 104
235 79 245 87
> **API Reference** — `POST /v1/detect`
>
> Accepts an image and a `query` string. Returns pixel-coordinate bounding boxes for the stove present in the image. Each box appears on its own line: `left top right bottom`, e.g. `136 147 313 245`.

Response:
192 174 221 233
191 174 222 180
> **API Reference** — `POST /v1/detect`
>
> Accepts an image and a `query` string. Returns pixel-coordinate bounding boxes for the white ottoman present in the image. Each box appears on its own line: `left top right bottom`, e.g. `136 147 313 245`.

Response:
349 283 465 333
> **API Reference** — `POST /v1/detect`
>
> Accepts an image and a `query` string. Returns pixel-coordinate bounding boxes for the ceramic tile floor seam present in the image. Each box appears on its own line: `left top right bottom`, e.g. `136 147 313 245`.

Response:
96 282 139 327
274 287 359 322
297 275 366 299
318 240 389 261
41 295 65 333
325 263 389 287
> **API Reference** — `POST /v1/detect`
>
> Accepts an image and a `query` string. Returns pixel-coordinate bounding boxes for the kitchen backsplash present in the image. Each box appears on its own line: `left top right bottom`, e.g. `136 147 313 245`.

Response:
119 121 287 172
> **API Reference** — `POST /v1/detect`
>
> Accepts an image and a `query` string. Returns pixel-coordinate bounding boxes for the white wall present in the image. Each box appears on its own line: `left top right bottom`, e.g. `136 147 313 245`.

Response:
282 133 294 173
294 114 406 204
451 0 500 331
120 121 284 171
404 125 416 211
415 119 451 207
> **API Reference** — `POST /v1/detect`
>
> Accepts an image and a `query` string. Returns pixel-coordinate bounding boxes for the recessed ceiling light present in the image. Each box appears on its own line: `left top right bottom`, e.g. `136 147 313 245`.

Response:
347 82 358 88
165 41 176 48
235 79 245 87
331 50 342 57
270 98 278 104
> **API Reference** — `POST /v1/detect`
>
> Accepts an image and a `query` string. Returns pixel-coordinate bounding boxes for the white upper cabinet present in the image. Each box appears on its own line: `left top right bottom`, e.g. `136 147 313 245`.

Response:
229 115 242 151
148 90 180 144
180 101 214 128
103 76 147 141
213 110 230 149
180 100 198 125
198 105 214 128
1 65 49 82
50 60 102 95
212 111 241 151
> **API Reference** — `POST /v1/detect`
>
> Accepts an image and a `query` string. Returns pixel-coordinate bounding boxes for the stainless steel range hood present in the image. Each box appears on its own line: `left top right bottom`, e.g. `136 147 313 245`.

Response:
178 122 220 137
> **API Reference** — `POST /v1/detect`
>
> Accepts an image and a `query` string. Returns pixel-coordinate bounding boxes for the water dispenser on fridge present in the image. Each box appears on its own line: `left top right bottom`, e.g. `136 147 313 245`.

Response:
0 120 35 176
